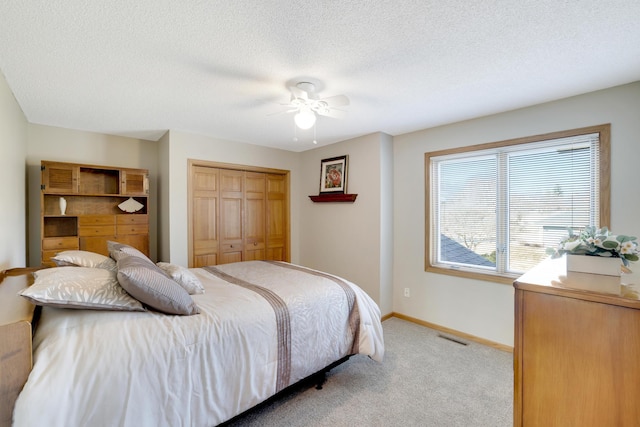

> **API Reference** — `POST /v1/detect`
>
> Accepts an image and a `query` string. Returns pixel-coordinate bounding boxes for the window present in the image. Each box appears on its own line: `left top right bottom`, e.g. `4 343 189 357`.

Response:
425 124 610 283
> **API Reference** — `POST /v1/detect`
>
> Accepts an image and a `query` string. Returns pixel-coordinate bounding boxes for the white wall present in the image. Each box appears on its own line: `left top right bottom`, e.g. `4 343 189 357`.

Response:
393 82 640 346
379 132 394 315
25 124 159 265
160 130 302 266
0 71 28 270
299 132 394 315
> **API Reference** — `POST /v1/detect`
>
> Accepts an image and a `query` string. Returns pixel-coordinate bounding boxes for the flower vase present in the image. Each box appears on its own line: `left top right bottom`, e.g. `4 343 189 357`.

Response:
566 254 622 277
59 197 67 216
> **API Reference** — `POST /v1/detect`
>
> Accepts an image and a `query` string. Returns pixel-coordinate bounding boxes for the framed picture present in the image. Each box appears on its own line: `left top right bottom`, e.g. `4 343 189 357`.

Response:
319 155 348 194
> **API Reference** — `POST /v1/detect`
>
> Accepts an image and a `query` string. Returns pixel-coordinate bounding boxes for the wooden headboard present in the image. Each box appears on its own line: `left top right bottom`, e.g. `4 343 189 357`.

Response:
0 268 39 427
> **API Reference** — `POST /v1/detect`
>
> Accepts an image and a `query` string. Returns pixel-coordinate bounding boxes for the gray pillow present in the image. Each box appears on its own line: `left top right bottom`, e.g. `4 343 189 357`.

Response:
116 255 199 315
107 240 152 263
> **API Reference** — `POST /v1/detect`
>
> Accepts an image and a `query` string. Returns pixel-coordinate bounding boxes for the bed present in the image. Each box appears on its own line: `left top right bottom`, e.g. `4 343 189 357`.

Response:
0 247 384 427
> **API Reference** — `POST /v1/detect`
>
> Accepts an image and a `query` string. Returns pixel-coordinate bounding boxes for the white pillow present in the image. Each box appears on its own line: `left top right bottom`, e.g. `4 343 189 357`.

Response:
156 262 205 295
20 267 145 311
51 250 117 272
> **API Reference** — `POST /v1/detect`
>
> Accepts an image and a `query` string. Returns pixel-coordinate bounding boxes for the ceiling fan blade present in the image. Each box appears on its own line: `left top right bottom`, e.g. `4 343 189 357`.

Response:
318 94 349 108
316 108 347 119
267 108 298 116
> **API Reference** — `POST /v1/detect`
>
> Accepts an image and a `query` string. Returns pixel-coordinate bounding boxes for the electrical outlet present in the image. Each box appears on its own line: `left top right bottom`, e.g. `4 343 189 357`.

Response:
404 288 410 297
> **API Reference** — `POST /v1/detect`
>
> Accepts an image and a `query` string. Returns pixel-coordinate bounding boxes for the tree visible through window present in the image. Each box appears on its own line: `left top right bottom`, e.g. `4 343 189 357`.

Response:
425 125 610 283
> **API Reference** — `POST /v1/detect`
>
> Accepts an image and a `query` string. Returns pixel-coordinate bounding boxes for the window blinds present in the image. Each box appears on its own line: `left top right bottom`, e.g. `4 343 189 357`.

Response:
431 132 600 274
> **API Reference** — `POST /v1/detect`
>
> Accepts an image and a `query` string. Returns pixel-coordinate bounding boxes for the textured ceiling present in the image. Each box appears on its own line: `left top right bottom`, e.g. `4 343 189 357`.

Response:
1 1 639 152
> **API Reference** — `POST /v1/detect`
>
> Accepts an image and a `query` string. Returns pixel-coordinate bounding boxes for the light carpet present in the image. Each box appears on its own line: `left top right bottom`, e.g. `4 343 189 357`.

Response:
226 317 513 427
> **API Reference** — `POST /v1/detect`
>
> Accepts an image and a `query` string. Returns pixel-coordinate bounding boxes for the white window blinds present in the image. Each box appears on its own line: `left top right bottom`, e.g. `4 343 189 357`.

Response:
430 132 601 276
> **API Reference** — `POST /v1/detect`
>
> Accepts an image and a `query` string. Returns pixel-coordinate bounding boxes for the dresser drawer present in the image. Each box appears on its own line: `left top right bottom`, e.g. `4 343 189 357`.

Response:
116 224 148 235
116 214 148 225
42 249 78 265
78 225 116 237
42 237 79 251
79 215 116 226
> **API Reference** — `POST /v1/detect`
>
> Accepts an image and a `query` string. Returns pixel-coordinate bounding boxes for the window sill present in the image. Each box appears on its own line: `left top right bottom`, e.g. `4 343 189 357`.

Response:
425 264 517 285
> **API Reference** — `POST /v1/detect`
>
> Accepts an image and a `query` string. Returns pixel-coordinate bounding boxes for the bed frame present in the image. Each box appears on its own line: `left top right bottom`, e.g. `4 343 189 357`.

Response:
0 268 39 427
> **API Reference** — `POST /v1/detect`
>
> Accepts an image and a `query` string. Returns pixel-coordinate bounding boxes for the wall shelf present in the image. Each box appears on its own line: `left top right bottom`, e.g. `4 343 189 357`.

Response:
309 194 358 203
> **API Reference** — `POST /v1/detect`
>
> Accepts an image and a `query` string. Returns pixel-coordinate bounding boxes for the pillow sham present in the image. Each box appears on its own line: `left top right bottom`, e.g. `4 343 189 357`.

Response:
156 262 205 295
20 267 145 311
51 250 117 272
117 255 200 316
107 241 152 263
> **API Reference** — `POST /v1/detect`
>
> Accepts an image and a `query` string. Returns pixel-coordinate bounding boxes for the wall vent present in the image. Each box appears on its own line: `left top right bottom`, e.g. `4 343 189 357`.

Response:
437 333 468 346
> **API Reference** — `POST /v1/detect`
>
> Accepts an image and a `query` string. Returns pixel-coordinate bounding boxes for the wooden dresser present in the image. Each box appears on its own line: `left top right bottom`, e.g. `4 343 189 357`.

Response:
513 256 640 426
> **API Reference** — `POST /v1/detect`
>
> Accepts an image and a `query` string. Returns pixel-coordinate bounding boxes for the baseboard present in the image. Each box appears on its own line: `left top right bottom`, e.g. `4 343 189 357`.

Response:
387 312 513 353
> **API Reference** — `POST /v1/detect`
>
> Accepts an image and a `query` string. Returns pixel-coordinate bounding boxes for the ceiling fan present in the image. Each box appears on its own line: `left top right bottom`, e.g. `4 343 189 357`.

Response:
275 82 350 130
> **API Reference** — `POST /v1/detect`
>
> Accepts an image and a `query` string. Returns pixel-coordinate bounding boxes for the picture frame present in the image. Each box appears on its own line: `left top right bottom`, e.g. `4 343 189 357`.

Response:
319 155 348 194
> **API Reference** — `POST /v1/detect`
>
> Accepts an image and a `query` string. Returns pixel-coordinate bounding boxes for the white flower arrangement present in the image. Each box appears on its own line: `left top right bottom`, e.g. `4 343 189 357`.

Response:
547 226 639 267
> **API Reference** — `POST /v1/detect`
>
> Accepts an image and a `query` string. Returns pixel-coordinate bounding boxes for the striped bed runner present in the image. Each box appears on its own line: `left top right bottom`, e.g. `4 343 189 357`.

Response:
204 261 360 393
264 261 360 355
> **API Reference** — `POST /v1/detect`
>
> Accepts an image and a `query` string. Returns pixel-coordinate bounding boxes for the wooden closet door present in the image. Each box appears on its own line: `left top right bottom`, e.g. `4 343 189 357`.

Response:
244 172 266 261
266 173 287 261
191 166 219 267
189 161 289 267
219 169 244 264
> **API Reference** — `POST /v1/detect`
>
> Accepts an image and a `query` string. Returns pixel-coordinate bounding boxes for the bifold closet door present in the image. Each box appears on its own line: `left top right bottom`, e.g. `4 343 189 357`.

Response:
191 166 219 267
219 169 244 264
244 172 266 261
190 163 289 267
266 174 287 261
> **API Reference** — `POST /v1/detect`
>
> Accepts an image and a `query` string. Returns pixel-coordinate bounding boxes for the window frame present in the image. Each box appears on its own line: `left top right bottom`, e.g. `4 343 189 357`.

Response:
424 124 611 284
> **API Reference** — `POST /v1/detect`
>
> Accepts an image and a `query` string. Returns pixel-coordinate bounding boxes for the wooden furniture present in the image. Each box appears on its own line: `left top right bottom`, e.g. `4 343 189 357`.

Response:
0 268 38 427
40 161 149 266
188 161 289 267
513 256 640 426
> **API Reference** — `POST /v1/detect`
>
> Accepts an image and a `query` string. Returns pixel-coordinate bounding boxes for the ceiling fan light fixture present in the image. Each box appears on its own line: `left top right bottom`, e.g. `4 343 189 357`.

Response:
294 108 316 129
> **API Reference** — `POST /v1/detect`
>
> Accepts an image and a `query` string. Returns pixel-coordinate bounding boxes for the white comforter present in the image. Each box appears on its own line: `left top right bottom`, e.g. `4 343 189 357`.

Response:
13 261 384 426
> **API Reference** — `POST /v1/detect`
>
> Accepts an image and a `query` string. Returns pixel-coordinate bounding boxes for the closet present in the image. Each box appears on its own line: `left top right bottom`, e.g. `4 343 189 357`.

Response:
188 161 289 267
